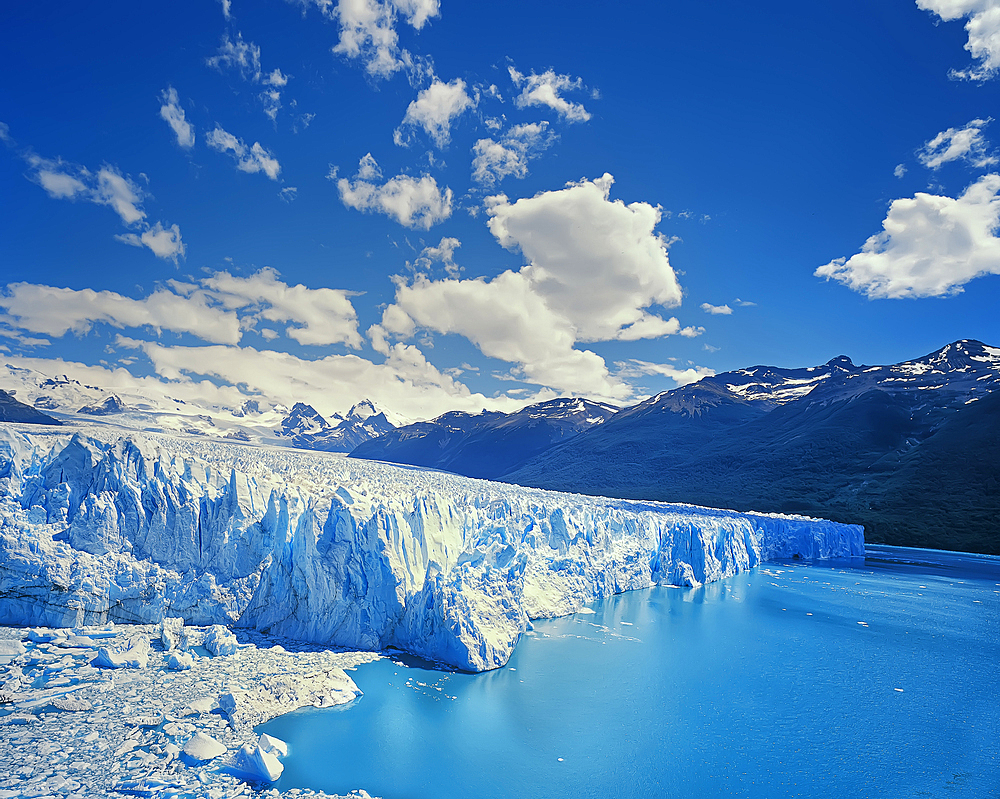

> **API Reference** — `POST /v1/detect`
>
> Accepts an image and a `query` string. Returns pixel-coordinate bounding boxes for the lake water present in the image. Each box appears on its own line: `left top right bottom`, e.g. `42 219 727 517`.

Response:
259 546 1000 798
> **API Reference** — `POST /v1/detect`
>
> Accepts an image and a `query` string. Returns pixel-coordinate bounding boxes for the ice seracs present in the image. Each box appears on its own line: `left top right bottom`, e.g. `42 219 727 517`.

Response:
0 423 863 672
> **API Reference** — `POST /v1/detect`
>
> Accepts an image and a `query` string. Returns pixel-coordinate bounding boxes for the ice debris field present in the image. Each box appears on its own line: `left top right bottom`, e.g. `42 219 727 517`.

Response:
0 620 377 799
0 423 864 796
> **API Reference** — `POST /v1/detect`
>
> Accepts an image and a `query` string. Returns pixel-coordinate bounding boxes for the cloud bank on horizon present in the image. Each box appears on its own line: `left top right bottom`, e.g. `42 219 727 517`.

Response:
2 0 1000 422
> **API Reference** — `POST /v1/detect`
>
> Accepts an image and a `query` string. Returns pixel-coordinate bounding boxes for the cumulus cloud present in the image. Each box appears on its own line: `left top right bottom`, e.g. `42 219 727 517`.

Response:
0 284 241 344
471 122 555 186
206 126 280 179
201 267 363 347
337 153 452 228
21 151 184 261
815 173 1000 298
918 118 997 168
508 66 591 122
293 0 439 79
917 0 1000 79
220 0 232 19
394 78 475 148
615 359 715 387
159 87 194 148
486 174 682 341
0 268 363 349
115 222 186 262
371 174 687 400
700 302 733 315
414 236 461 277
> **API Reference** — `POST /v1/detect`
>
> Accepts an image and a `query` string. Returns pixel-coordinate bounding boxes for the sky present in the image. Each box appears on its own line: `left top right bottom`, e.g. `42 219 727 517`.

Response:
3 0 1000 422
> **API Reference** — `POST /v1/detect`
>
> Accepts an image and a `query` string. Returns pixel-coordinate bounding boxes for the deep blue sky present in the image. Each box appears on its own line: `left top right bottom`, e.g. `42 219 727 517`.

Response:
2 0 999 420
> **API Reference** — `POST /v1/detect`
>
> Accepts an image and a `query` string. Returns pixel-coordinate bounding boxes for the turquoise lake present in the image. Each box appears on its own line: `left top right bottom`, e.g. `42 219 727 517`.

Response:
259 546 1000 798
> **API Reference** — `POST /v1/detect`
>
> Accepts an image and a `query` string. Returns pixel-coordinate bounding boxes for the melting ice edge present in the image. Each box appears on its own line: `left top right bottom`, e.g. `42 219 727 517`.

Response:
1 424 864 672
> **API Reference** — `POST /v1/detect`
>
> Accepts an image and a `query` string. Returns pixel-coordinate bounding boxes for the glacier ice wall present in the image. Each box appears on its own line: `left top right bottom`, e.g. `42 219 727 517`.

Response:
0 426 864 671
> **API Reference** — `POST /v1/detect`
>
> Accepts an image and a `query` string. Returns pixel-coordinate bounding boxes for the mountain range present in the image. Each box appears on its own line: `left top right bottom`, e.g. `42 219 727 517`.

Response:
350 397 618 479
502 339 1000 555
3 339 998 554
352 339 1000 555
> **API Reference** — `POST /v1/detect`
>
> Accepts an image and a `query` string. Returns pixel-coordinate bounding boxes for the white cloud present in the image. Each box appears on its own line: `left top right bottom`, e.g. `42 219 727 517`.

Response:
815 173 1000 298
130 338 529 422
22 152 183 261
1 268 363 349
206 126 281 180
263 68 289 87
700 302 733 315
33 163 88 199
116 222 186 263
486 174 682 341
895 163 907 178
734 298 756 307
159 87 194 148
615 359 715 387
279 186 298 202
220 0 232 19
917 118 997 168
200 267 363 347
372 174 686 400
95 167 146 225
471 122 555 186
394 78 475 148
337 153 452 228
508 66 591 122
206 32 261 81
297 0 441 79
0 284 241 344
414 236 461 277
207 34 291 121
917 0 1000 79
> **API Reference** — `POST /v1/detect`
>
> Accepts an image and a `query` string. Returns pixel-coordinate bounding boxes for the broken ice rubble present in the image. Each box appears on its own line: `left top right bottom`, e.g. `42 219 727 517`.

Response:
0 622 378 799
0 425 864 671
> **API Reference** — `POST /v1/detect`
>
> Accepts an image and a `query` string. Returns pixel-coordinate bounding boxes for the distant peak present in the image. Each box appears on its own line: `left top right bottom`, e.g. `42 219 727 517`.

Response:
826 355 854 368
348 399 378 420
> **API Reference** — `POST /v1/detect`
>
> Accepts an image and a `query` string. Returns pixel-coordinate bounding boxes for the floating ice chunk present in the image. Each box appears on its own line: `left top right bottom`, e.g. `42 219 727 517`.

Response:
258 733 288 757
126 714 164 727
166 650 194 670
49 696 93 712
182 696 215 715
160 617 184 651
0 639 25 657
183 731 228 761
112 778 183 796
55 635 97 649
232 741 284 782
93 636 150 669
204 625 238 657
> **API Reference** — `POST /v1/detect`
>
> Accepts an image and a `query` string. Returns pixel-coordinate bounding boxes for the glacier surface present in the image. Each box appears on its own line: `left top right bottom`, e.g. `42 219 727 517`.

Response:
0 424 864 671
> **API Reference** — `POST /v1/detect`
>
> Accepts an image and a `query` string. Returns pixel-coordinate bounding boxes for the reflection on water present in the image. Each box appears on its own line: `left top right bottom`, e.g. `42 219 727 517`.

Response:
260 547 1000 798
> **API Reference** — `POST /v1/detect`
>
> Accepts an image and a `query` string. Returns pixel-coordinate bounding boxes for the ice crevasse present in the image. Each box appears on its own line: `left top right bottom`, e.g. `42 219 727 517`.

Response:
0 426 864 671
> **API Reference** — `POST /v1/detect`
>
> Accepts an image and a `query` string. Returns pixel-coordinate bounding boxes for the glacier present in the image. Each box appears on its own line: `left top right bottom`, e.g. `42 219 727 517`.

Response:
0 424 864 672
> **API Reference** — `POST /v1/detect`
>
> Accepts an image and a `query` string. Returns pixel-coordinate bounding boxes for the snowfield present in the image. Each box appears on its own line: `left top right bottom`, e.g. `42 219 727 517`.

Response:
0 423 865 673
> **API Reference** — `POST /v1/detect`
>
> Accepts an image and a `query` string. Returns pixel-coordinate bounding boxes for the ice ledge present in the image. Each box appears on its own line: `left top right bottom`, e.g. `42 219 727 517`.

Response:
0 426 864 671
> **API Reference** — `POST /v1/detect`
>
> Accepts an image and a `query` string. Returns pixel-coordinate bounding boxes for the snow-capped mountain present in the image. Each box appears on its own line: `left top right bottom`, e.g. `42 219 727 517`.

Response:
506 340 1000 555
0 363 394 451
278 400 395 453
351 397 618 479
0 389 61 425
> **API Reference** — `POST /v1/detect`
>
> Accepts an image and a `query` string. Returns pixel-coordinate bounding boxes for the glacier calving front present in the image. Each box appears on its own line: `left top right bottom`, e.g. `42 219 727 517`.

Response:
0 426 864 671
